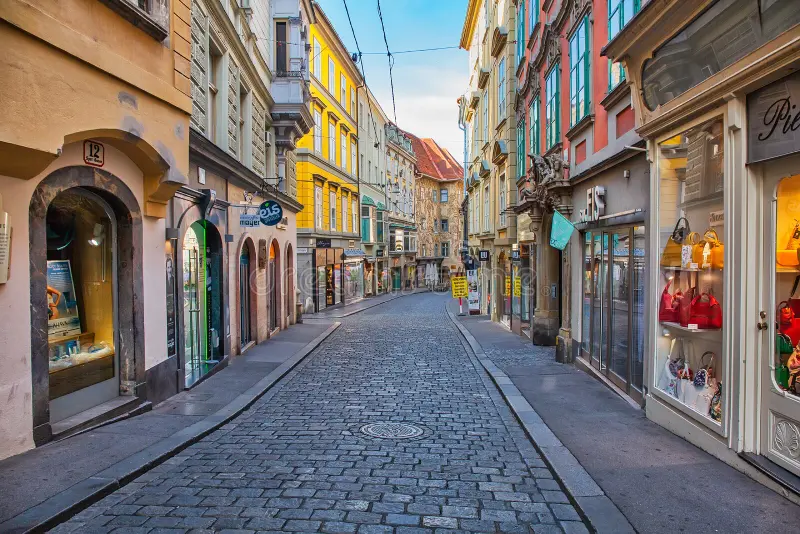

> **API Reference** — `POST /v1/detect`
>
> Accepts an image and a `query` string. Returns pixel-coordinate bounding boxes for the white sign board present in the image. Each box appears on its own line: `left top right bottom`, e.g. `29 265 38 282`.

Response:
467 269 480 314
239 213 261 228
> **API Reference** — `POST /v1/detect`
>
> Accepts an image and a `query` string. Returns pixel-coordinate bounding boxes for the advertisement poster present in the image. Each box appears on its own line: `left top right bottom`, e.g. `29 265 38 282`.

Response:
467 269 480 314
451 276 468 298
47 260 81 339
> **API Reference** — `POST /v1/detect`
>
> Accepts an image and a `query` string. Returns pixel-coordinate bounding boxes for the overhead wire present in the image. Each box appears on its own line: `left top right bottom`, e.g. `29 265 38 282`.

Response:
375 0 397 125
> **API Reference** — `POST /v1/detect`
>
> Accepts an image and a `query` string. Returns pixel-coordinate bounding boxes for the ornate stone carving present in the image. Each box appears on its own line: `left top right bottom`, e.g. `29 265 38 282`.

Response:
571 0 593 25
774 419 800 460
531 153 566 186
545 27 561 68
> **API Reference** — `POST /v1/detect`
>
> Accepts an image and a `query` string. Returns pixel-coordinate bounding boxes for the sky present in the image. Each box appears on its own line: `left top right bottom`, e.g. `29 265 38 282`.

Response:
316 0 470 163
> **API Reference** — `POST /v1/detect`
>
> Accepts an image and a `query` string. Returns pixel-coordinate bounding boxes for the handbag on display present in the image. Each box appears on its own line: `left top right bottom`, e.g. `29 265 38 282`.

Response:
776 360 790 390
683 232 700 269
778 301 800 346
788 276 800 316
692 229 724 270
658 338 685 398
777 220 800 267
688 293 723 329
659 278 682 323
695 376 718 415
709 382 723 422
661 217 691 268
777 333 794 355
694 352 714 387
678 286 696 327
788 347 800 391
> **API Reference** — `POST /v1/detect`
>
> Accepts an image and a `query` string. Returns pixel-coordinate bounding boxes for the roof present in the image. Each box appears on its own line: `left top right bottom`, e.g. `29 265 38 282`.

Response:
405 132 464 182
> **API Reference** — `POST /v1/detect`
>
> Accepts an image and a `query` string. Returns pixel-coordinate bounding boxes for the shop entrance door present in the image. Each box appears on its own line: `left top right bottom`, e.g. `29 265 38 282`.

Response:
761 167 800 477
239 246 251 347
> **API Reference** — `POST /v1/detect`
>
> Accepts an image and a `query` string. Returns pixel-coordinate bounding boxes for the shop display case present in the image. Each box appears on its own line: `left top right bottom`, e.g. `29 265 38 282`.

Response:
656 116 726 428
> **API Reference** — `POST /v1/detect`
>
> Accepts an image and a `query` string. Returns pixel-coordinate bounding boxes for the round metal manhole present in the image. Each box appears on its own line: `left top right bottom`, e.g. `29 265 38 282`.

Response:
360 422 424 439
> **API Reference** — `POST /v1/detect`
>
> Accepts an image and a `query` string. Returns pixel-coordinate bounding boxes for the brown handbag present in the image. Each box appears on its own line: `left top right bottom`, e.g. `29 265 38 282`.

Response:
661 217 690 268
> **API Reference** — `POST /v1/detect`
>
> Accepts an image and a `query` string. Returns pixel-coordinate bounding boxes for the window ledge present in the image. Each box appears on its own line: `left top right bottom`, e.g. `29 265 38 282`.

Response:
600 82 632 111
526 22 541 51
565 113 594 141
98 0 169 41
495 116 508 133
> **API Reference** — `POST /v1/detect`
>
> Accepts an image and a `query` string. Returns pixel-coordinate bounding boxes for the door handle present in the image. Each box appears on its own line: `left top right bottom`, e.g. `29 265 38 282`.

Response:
757 310 768 331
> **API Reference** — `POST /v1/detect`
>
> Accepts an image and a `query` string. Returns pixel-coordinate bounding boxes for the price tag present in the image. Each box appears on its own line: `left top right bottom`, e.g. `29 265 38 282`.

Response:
688 324 699 330
689 263 699 269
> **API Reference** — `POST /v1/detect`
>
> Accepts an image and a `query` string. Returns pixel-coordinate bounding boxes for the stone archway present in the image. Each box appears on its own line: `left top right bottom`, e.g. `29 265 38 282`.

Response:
285 243 295 326
29 166 143 445
236 235 258 352
268 239 282 333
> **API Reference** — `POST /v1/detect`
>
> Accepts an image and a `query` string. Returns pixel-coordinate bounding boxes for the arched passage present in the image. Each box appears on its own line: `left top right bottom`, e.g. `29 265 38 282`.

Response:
29 166 143 444
268 239 282 332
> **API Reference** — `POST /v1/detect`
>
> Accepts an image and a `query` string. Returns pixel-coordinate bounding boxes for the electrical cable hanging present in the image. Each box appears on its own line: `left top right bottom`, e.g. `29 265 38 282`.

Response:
342 0 381 146
376 0 397 125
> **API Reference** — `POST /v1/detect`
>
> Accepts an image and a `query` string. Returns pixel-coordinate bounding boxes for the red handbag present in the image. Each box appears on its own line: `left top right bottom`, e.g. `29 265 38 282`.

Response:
779 300 800 346
678 286 695 327
688 292 722 329
659 279 682 323
789 276 800 316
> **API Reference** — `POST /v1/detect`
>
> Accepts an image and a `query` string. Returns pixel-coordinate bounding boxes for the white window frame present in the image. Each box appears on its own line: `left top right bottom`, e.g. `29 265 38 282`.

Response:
328 120 336 163
340 132 347 170
351 198 358 234
350 139 357 176
440 188 448 203
315 185 323 229
350 87 356 117
313 38 321 79
483 185 490 232
313 109 322 154
499 176 507 227
329 190 337 231
342 194 348 233
498 57 506 121
328 57 335 94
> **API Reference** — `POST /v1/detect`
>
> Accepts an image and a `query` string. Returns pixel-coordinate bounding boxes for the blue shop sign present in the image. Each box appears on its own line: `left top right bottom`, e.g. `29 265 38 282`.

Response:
259 200 283 226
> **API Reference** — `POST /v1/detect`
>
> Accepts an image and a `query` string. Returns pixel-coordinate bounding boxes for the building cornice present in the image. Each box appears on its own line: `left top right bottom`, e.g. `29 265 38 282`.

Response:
311 1 364 84
460 0 482 49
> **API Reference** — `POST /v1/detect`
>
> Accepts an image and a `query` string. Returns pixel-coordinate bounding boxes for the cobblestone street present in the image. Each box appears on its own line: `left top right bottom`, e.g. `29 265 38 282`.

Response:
52 293 585 534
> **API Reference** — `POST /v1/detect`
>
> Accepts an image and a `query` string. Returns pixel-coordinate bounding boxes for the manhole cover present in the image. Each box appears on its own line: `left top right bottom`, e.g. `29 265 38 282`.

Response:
360 422 424 439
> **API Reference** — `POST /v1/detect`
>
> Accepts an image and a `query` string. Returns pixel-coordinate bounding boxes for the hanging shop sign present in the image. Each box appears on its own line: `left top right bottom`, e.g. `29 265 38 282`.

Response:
479 249 490 261
0 194 10 284
451 276 468 298
748 70 800 163
550 210 575 250
511 249 520 261
239 213 261 227
316 238 332 248
83 140 104 167
259 200 283 226
514 276 521 297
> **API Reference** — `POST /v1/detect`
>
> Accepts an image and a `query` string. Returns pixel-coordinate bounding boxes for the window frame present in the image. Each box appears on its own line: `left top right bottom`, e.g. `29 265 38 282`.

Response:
329 190 337 232
517 117 526 180
341 194 348 232
328 56 335 94
483 184 490 232
529 0 538 37
313 109 322 154
350 139 357 175
546 64 561 149
340 131 347 171
352 198 358 235
441 218 449 233
529 96 540 156
569 17 591 127
499 176 507 228
498 57 506 122
482 90 489 144
608 0 640 90
313 38 321 79
328 120 336 163
516 0 525 67
314 185 323 229
440 188 449 203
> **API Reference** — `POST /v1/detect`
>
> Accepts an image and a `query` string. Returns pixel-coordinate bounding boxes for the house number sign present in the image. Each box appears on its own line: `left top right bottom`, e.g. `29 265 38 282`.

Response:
83 140 105 167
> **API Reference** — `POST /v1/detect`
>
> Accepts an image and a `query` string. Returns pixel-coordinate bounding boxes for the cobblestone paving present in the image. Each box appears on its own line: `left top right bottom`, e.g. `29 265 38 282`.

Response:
52 294 586 534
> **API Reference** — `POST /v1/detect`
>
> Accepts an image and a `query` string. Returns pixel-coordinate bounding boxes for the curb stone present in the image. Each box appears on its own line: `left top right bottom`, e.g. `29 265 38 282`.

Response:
445 305 636 534
0 322 341 534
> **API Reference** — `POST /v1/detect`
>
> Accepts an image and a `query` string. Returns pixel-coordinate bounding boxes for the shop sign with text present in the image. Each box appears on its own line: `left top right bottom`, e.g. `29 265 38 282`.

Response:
748 71 800 163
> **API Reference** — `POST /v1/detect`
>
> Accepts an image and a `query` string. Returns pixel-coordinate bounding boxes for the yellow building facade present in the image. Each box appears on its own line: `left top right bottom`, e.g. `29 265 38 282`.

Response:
296 2 364 312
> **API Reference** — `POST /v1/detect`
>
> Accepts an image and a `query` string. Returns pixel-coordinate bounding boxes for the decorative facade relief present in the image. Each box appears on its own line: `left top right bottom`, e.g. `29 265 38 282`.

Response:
190 2 208 134
772 414 800 467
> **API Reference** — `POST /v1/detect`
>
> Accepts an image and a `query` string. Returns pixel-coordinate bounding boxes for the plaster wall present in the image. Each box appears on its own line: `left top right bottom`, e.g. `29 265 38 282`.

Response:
0 142 168 460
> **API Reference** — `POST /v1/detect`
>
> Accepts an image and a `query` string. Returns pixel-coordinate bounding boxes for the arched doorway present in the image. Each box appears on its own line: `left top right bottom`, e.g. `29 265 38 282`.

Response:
285 243 294 326
183 220 224 386
238 238 256 349
29 166 143 443
268 240 281 332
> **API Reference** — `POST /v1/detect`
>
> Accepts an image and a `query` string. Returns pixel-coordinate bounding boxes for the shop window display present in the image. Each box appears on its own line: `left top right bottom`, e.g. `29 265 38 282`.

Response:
46 189 116 405
773 174 800 399
656 117 725 425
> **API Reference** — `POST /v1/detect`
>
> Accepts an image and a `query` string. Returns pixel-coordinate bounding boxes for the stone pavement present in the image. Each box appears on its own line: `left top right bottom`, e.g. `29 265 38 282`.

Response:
51 292 589 533
448 299 800 533
304 288 430 320
0 321 338 533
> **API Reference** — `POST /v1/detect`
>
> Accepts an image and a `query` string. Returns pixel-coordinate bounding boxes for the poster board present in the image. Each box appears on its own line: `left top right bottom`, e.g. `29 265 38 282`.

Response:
47 260 81 339
467 269 480 314
451 276 468 298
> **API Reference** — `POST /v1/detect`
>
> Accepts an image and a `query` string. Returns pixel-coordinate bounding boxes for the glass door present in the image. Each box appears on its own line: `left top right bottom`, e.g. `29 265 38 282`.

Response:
591 233 605 369
239 247 251 347
183 232 201 380
762 170 800 476
608 230 630 390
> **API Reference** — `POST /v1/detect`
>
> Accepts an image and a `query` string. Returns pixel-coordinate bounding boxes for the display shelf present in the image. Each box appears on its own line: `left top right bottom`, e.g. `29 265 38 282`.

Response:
678 190 723 210
777 266 800 273
660 321 723 338
660 266 706 272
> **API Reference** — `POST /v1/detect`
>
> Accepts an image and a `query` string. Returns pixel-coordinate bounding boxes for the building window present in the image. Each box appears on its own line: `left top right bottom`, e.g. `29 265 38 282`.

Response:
440 188 448 203
434 243 439 257
313 109 322 154
482 90 488 143
432 189 438 203
340 132 347 170
570 17 590 127
351 139 357 175
207 41 222 142
313 38 321 79
350 88 356 116
275 21 288 74
328 56 335 94
238 83 250 163
472 117 479 158
422 244 427 257
328 120 336 163
497 57 506 122
517 118 525 180
530 0 538 36
499 175 506 227
546 64 560 149
421 217 426 230
342 194 348 232
329 190 336 231
340 73 346 106
441 242 450 257
608 0 640 89
529 96 540 156
434 219 439 233
516 0 525 66
315 185 323 228
483 185 490 232
352 198 358 233
441 218 449 233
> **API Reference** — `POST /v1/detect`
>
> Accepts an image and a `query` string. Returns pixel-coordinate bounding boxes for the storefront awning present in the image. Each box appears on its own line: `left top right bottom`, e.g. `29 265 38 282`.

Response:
343 248 366 257
362 195 376 206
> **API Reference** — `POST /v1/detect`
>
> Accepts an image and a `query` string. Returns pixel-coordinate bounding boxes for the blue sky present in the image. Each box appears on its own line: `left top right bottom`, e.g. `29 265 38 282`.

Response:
316 0 469 162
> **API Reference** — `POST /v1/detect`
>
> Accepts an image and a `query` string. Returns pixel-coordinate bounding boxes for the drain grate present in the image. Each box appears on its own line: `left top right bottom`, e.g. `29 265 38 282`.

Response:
360 422 424 439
